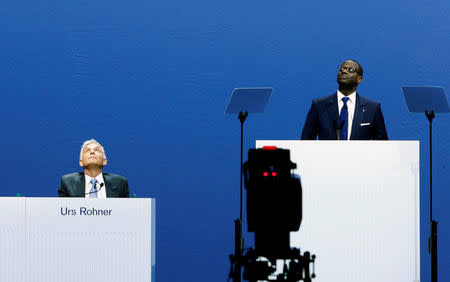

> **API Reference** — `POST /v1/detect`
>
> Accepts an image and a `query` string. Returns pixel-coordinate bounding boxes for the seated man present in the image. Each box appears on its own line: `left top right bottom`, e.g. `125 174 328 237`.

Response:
58 139 129 198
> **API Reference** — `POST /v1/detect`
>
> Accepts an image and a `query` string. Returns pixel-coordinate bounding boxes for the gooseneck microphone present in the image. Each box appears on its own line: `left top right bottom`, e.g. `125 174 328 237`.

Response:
74 182 104 197
334 119 345 140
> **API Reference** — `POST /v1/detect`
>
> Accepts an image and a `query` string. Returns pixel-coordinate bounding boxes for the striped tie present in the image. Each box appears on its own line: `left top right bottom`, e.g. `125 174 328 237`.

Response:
89 178 98 198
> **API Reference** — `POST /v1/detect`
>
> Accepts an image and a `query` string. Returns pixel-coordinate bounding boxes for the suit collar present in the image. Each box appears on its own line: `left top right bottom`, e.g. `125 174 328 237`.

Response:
326 93 339 140
103 173 110 192
73 172 85 197
350 93 366 140
327 93 337 104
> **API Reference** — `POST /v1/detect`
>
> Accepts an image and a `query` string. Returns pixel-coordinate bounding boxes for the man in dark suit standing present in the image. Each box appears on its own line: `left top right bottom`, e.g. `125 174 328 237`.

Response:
58 139 129 198
301 59 388 140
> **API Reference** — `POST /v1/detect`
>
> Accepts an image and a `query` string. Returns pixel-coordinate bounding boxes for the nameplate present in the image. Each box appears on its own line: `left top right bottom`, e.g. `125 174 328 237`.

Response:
60 206 112 216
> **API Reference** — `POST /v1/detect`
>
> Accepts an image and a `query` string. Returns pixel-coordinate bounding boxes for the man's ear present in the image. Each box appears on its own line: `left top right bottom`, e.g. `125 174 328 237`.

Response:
357 76 363 83
79 160 84 167
103 158 107 166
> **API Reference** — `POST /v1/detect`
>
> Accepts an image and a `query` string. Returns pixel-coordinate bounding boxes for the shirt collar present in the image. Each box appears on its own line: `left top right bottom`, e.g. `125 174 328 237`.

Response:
85 173 104 185
337 90 356 104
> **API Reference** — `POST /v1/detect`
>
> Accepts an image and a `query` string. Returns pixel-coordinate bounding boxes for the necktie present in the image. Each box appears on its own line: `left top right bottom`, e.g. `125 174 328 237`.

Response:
89 178 98 198
339 97 349 140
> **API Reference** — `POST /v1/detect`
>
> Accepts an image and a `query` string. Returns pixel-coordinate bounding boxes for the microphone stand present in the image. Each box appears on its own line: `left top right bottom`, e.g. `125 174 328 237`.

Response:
334 120 345 140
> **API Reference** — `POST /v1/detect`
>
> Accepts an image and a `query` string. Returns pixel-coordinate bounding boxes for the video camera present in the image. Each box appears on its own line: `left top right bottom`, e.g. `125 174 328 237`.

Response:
235 146 315 281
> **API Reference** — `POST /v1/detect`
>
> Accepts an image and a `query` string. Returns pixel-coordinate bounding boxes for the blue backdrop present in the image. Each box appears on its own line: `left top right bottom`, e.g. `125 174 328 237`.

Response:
1 0 449 281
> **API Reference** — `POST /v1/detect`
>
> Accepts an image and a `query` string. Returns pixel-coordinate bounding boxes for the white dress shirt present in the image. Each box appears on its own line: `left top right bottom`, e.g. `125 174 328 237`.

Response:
337 90 356 140
84 173 107 198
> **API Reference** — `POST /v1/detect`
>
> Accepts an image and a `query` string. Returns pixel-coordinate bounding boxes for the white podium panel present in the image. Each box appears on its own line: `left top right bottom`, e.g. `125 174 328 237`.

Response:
0 197 26 282
255 141 420 282
0 197 155 282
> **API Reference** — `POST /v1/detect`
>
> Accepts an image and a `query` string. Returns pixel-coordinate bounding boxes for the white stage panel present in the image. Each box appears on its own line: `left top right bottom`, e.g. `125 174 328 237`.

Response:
256 141 420 282
0 197 26 282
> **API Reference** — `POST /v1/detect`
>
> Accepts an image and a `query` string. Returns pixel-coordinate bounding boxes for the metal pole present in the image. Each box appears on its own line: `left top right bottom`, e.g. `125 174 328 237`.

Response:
426 110 437 282
238 111 248 221
233 111 247 282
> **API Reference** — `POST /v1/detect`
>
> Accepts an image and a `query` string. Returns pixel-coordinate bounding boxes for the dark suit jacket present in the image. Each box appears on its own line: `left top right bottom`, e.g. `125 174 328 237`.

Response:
301 93 388 140
58 172 129 198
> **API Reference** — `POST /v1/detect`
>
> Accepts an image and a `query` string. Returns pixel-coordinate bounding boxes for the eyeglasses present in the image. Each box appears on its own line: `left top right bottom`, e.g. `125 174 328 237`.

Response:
338 66 357 73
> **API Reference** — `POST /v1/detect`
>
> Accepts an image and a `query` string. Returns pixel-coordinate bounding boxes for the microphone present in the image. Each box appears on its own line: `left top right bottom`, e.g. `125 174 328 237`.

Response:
334 119 345 140
74 182 104 197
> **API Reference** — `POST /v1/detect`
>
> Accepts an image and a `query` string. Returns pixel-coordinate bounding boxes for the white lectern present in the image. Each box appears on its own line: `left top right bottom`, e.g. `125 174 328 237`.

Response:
256 141 420 282
0 197 155 282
